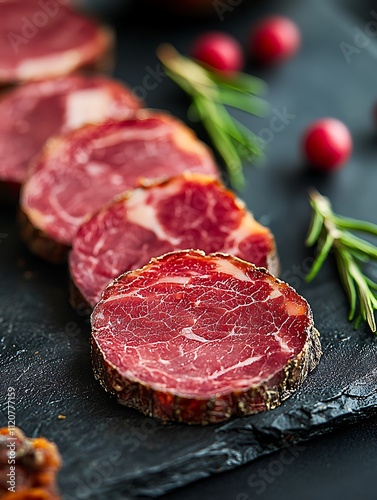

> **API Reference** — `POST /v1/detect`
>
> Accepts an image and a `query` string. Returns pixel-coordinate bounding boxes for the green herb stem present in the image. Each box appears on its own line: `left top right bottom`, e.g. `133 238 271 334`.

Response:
157 43 268 188
305 189 377 333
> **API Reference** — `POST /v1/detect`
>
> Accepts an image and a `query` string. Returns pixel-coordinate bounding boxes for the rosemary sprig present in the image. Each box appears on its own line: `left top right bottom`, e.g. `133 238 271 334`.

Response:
305 189 377 333
157 44 268 189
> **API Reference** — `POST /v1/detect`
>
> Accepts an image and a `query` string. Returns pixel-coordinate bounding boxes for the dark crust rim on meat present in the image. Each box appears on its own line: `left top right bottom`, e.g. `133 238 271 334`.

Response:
18 208 69 264
69 278 93 316
69 173 279 309
90 250 322 425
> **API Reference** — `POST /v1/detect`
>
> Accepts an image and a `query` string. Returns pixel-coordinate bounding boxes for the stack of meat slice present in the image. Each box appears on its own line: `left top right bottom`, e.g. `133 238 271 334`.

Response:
0 0 124 200
0 0 113 85
20 111 219 263
0 75 141 200
1 0 321 425
70 173 278 309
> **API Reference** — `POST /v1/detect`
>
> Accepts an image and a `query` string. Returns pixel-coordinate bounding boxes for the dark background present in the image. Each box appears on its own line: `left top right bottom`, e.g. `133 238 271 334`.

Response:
1 0 377 499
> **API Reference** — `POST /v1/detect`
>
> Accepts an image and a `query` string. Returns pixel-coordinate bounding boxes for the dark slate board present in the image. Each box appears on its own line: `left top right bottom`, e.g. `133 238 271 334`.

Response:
1 0 377 499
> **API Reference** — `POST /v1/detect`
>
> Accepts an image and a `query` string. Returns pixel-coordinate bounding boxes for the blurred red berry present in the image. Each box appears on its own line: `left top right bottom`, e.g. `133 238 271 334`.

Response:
249 16 301 64
302 118 352 171
190 32 244 73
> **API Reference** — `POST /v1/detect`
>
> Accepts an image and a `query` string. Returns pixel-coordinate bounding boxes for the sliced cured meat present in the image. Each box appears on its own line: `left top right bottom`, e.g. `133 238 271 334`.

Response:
0 75 141 196
0 426 62 499
20 112 218 263
0 0 113 84
91 250 322 424
70 173 278 308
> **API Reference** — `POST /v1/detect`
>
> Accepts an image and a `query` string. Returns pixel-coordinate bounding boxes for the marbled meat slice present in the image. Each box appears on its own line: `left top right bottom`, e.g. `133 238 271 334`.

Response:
0 0 112 84
0 74 141 197
20 112 218 263
70 173 278 309
91 250 322 425
0 426 62 499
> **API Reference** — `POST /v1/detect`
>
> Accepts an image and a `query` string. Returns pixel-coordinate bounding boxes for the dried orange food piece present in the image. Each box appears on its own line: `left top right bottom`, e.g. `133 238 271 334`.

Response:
0 427 61 499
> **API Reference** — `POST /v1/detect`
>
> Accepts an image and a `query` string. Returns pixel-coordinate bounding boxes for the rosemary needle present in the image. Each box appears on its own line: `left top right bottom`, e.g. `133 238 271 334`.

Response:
305 189 377 333
157 43 268 189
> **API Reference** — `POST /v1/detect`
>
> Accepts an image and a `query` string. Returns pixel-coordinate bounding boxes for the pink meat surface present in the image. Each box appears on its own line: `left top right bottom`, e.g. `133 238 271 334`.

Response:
21 112 219 246
91 250 321 423
0 75 141 184
0 0 111 83
70 173 277 307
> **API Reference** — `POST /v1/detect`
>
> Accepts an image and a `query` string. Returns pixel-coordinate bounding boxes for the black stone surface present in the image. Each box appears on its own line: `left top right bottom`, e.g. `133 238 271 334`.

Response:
1 0 377 499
